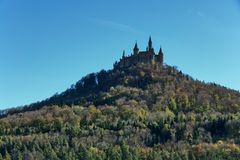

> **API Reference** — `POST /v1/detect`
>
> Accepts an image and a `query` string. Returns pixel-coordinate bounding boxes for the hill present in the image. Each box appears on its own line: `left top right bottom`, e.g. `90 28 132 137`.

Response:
0 38 240 159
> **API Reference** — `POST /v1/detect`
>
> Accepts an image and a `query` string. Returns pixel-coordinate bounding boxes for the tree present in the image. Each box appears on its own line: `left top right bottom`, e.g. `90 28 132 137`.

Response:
4 151 11 160
121 143 132 160
169 97 177 113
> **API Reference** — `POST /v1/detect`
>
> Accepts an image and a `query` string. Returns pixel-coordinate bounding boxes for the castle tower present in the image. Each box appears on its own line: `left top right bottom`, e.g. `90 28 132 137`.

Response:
158 47 164 64
147 36 154 53
122 50 126 59
148 36 152 49
133 42 139 55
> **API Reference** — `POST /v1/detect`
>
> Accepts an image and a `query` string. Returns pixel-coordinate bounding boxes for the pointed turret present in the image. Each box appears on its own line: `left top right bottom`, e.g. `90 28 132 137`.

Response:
148 36 152 49
133 42 139 55
158 47 164 64
147 36 154 53
122 50 126 59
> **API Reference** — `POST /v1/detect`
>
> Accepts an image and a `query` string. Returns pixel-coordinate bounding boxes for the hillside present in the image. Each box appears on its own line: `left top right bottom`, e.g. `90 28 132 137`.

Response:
1 39 240 159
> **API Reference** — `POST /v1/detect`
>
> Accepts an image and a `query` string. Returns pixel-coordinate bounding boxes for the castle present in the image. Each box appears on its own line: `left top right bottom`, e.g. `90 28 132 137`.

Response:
114 37 164 69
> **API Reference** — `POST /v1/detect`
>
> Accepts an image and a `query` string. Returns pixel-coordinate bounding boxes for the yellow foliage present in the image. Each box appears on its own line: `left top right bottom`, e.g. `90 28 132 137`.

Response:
137 108 147 121
88 105 100 115
217 140 224 145
165 107 175 119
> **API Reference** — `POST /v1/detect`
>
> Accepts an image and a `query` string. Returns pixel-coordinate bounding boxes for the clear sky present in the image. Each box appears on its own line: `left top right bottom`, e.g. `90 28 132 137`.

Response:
1 0 240 109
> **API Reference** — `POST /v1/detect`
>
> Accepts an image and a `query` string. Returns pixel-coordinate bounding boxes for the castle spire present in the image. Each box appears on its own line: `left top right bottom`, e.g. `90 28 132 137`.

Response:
158 46 164 64
122 50 126 59
133 41 139 55
147 36 154 53
148 36 152 49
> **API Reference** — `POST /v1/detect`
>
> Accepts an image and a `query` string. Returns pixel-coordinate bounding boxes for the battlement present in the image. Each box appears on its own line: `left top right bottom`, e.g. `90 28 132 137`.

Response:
114 37 164 69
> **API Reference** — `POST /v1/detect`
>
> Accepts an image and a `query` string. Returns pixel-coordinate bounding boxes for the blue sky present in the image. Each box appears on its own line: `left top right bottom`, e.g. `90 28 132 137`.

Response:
1 0 240 109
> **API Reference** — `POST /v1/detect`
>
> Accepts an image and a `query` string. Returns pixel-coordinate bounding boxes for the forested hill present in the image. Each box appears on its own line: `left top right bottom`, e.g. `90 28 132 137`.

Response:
4 58 240 116
1 52 240 159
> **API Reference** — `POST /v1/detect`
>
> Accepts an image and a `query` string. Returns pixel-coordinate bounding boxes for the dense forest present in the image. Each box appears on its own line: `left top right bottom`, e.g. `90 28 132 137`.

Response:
1 62 240 159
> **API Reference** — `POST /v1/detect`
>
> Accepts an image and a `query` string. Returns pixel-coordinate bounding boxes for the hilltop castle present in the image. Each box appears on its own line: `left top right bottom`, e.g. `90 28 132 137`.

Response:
114 37 164 69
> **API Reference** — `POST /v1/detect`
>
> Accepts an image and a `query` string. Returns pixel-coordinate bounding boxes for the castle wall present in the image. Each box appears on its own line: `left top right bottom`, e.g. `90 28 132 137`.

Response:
115 51 163 69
